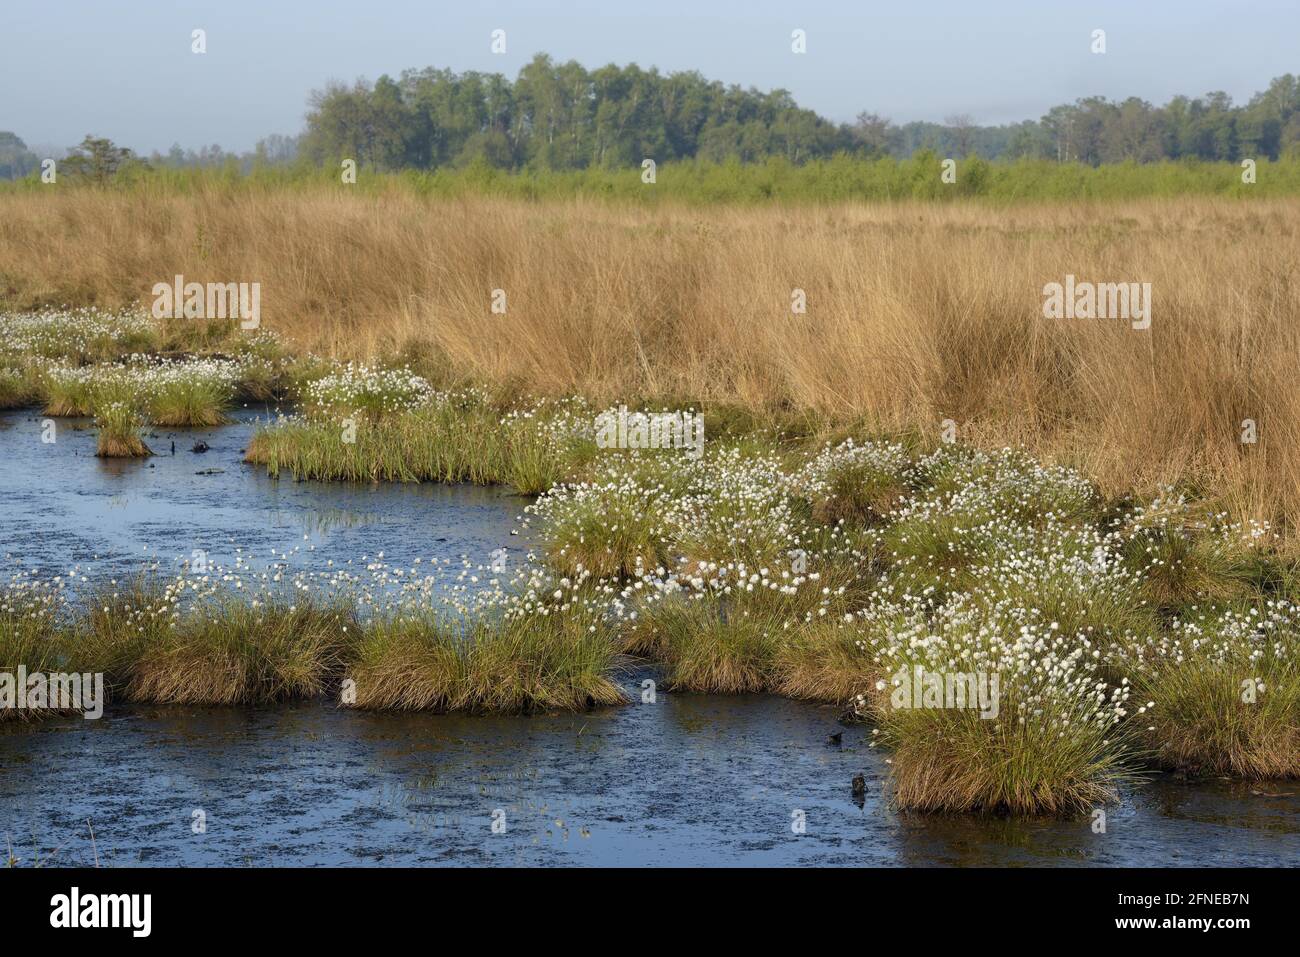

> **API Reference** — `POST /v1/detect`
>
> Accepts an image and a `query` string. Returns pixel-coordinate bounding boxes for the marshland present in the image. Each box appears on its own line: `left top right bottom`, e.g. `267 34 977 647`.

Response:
4 24 1300 865
0 295 1296 865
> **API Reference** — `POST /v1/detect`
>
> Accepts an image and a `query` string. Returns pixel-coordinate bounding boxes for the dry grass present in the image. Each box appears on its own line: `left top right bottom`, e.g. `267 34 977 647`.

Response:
3 189 1300 533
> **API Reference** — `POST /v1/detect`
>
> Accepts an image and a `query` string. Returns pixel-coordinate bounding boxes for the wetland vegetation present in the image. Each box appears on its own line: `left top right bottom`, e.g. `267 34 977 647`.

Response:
0 306 1295 817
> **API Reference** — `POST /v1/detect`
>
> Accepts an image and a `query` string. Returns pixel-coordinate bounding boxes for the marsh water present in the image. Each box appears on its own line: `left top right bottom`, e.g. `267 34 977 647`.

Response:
1 409 1297 867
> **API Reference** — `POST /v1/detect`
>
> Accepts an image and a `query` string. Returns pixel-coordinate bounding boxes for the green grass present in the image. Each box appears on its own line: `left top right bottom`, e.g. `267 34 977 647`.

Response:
0 367 37 409
348 610 626 713
10 155 1300 204
93 401 151 457
0 586 75 721
246 408 503 484
246 396 595 493
146 374 235 427
1124 609 1300 779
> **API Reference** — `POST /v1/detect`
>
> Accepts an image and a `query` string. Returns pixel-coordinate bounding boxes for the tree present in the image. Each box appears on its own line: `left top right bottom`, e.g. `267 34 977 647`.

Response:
301 56 860 173
60 135 146 184
1103 98 1163 162
944 114 975 156
851 112 896 156
291 62 1300 171
0 131 38 179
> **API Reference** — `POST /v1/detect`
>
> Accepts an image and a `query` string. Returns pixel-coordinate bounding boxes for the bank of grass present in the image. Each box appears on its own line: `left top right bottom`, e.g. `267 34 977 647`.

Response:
3 565 628 716
0 367 38 409
5 425 1299 809
348 612 625 713
123 600 354 705
245 398 596 493
70 578 355 704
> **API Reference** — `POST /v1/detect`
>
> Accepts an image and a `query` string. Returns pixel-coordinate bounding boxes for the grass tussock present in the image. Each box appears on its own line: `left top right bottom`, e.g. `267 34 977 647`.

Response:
860 597 1139 815
637 599 778 694
347 613 625 714
122 600 355 705
884 710 1130 816
1118 495 1271 610
146 374 234 427
775 619 880 703
93 402 151 458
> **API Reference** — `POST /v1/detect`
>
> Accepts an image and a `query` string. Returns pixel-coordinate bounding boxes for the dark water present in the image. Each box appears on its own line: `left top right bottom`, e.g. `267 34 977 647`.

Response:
3 692 1298 867
1 410 1297 867
0 408 524 585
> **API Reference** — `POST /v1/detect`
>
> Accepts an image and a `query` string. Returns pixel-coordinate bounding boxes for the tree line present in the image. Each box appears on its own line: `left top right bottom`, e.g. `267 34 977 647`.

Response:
297 56 1300 170
4 57 1300 180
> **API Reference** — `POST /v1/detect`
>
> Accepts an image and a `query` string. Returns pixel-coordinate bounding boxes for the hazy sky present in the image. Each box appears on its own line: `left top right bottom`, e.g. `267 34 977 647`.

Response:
3 0 1296 154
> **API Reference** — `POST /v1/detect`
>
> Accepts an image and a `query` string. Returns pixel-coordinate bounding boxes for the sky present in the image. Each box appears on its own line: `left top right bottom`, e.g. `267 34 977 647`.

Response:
2 0 1297 155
